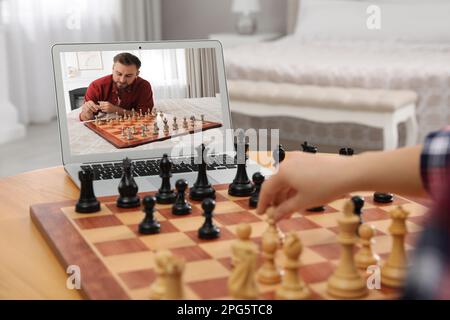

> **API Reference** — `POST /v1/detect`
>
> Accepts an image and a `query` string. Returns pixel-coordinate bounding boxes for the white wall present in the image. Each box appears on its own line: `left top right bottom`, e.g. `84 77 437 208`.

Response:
161 0 287 40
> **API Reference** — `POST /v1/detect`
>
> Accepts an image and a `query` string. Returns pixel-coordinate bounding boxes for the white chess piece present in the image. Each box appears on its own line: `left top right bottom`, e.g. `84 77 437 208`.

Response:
327 200 368 299
275 232 311 300
381 206 409 288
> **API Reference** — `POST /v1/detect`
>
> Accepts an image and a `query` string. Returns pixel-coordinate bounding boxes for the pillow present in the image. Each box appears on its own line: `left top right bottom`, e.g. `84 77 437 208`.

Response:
294 0 450 44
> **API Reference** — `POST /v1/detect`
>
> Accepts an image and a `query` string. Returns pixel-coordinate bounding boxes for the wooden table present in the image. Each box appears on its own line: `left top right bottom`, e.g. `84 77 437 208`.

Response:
0 152 274 299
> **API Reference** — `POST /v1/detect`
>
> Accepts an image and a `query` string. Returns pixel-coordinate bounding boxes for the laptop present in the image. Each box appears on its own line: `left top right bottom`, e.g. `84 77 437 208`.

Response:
52 41 273 196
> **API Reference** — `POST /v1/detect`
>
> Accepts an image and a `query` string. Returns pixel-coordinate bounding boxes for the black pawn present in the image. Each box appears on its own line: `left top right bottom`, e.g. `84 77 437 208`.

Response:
155 154 176 204
249 172 264 208
172 179 192 215
301 141 318 153
228 132 254 197
139 196 160 234
339 147 354 156
273 144 286 167
302 142 324 212
75 169 101 213
117 158 140 208
198 198 220 240
373 192 394 203
352 195 365 225
189 144 216 201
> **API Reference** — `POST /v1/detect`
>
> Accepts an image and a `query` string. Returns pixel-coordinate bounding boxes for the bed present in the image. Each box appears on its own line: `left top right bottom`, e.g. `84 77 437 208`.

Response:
224 0 450 149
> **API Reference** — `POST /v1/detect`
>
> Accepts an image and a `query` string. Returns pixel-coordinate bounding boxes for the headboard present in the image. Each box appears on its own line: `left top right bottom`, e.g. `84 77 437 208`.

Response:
287 0 300 34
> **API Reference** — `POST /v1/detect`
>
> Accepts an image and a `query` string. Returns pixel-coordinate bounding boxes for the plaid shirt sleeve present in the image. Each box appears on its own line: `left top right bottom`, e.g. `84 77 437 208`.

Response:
420 126 450 199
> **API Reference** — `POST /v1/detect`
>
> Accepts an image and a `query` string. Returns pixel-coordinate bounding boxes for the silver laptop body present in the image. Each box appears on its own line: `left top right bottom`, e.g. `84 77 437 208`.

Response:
52 41 272 196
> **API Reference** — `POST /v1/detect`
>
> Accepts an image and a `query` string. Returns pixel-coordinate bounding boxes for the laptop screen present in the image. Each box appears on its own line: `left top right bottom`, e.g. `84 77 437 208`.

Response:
53 42 232 164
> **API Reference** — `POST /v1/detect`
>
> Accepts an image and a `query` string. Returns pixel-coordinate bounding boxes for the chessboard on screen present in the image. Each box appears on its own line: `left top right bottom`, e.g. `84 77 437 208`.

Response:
62 47 225 155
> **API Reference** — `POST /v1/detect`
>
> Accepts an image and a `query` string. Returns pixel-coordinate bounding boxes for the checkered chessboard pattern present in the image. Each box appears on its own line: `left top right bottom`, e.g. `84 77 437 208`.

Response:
30 184 429 300
84 113 222 149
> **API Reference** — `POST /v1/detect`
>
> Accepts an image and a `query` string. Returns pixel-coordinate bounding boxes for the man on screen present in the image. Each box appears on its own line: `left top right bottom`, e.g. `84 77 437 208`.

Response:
79 52 154 121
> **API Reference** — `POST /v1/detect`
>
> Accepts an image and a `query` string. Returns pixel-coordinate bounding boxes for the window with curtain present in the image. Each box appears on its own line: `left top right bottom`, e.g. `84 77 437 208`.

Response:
0 0 161 124
138 49 188 100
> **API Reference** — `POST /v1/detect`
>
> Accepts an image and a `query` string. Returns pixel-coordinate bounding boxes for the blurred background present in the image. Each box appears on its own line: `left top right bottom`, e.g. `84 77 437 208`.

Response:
1 0 450 177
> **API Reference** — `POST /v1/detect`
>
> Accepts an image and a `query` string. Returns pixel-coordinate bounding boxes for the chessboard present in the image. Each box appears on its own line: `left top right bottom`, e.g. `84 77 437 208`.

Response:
30 185 429 300
84 110 222 149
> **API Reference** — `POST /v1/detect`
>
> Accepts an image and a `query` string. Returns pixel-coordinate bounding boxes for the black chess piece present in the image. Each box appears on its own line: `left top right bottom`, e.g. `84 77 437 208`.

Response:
249 172 264 208
189 144 216 201
306 206 326 212
301 142 324 212
155 154 176 204
75 169 101 213
139 195 160 234
301 141 318 153
172 179 192 215
352 195 365 225
273 144 286 167
373 192 394 203
228 131 254 197
117 158 140 208
339 147 354 156
198 198 220 239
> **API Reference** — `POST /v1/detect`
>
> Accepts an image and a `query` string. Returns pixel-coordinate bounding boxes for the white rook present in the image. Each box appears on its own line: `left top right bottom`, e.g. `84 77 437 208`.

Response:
0 25 25 144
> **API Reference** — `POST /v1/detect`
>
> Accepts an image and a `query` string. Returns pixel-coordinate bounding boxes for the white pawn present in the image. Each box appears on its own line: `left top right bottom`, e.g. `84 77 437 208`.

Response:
257 229 281 285
231 223 254 267
275 232 311 300
262 207 285 247
150 250 171 299
228 224 259 299
355 223 380 270
163 254 185 299
381 206 409 288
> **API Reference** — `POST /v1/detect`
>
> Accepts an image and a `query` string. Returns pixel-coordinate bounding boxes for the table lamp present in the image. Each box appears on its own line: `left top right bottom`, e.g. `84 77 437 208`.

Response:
231 0 261 35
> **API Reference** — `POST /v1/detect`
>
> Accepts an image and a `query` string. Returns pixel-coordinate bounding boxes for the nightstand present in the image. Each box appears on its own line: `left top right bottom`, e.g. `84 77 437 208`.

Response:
209 33 282 49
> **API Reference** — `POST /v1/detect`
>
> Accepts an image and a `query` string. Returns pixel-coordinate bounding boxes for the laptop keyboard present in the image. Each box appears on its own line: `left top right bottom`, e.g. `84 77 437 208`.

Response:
80 155 238 181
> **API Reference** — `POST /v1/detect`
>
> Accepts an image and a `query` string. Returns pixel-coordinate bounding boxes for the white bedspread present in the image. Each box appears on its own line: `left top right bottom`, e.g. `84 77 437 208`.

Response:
224 37 450 145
